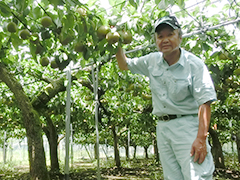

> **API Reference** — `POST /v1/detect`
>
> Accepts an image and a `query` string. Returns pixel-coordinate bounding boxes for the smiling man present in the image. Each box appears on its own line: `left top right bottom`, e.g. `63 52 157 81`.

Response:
116 15 217 179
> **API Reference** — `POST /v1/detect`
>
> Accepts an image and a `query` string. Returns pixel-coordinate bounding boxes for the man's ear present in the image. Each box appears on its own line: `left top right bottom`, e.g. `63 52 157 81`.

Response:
178 29 183 42
178 31 182 44
179 36 182 44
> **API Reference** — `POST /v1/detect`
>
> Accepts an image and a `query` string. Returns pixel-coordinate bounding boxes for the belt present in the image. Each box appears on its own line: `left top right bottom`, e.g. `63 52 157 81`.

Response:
158 114 197 121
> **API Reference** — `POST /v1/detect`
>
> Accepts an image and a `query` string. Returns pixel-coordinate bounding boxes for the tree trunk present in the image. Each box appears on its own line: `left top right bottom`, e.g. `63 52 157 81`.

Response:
0 64 50 180
208 128 225 168
94 143 98 159
133 145 137 159
236 131 240 163
144 146 148 159
125 144 129 160
153 138 159 162
112 125 121 168
43 116 60 172
31 76 66 172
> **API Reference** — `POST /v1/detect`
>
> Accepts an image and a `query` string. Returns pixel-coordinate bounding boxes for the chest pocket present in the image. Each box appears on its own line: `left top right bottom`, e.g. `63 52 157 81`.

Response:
150 69 164 93
167 77 191 102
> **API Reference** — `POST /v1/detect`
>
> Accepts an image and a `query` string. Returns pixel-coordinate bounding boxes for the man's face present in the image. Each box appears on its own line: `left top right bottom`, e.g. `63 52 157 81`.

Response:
155 25 182 56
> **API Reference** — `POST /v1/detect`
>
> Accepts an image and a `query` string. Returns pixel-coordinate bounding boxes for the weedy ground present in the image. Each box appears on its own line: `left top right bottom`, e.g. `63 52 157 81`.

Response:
0 156 239 180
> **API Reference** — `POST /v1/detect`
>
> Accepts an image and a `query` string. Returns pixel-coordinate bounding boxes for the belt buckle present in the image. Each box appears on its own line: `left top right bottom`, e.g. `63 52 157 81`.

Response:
161 114 170 121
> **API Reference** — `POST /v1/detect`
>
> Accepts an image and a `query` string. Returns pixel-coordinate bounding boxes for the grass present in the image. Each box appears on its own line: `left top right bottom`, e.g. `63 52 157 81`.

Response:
0 157 239 180
0 140 239 179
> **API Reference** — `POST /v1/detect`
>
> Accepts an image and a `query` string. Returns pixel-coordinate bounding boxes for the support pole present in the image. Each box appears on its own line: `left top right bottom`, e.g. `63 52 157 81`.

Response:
3 131 7 164
128 128 130 159
70 123 74 167
92 64 101 180
65 66 71 180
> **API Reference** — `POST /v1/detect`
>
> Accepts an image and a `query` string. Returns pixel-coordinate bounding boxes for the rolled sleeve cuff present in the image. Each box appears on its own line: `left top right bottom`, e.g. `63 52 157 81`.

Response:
196 94 217 106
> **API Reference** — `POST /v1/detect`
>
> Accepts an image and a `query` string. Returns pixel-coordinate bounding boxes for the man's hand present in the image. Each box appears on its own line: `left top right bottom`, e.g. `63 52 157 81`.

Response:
190 137 207 164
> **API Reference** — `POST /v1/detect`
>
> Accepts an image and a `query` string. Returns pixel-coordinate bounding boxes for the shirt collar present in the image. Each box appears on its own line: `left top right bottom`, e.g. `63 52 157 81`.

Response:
177 48 185 67
157 52 164 65
157 48 185 67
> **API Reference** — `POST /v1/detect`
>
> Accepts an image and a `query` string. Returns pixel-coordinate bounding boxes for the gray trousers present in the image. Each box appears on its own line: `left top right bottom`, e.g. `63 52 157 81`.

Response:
156 115 214 180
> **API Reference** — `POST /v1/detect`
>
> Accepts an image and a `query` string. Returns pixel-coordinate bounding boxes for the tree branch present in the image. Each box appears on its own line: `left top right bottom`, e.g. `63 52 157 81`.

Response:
31 78 66 110
11 11 31 31
37 2 58 28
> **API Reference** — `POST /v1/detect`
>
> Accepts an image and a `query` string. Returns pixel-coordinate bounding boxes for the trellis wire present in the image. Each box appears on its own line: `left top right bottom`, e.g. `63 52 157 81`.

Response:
123 17 240 55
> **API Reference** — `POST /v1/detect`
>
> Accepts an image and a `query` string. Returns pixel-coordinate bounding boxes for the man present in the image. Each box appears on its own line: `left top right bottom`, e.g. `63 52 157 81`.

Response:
116 15 217 179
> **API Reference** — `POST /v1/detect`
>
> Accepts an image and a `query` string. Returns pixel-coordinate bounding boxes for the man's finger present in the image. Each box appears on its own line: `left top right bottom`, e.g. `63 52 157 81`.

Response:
193 151 200 162
198 152 206 164
190 146 195 157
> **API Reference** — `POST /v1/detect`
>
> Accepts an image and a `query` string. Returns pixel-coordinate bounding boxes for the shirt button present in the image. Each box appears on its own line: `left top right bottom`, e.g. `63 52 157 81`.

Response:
164 106 166 108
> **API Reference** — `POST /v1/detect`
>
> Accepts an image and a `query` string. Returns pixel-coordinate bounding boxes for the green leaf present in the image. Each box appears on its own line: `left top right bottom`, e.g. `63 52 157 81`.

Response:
17 14 28 26
11 34 23 50
165 0 175 6
23 7 30 16
15 0 28 13
87 0 98 7
62 13 75 30
0 2 12 17
83 48 91 60
108 0 115 6
32 7 43 19
175 0 185 8
98 39 107 52
75 23 85 38
41 0 49 5
202 42 210 51
155 0 161 4
80 59 86 68
0 32 3 47
48 0 64 7
65 0 78 6
0 48 6 59
129 0 137 9
210 51 219 58
237 22 240 30
29 44 37 59
41 30 51 40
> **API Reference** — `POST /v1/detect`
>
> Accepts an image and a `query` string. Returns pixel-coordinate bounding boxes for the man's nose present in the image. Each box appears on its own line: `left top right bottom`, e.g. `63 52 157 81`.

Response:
162 37 169 43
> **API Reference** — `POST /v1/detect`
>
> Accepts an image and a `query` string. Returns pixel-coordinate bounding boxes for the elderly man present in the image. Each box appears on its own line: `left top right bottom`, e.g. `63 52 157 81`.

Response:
115 15 217 179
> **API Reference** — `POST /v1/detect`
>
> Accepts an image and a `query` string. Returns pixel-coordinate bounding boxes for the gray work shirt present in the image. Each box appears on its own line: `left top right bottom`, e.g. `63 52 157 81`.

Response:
126 48 217 116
